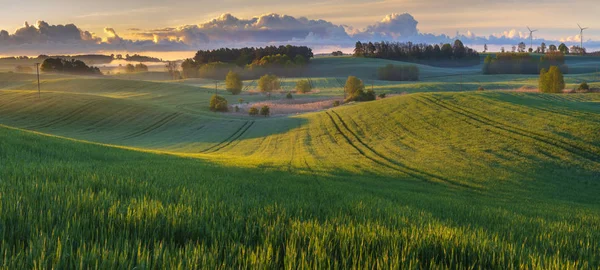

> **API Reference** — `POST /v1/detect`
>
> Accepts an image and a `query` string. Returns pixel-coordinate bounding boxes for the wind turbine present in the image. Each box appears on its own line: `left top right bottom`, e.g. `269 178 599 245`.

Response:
527 26 538 52
578 23 589 55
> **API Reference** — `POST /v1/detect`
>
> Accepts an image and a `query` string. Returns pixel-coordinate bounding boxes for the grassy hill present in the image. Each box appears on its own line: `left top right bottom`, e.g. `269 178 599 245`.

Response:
0 70 599 268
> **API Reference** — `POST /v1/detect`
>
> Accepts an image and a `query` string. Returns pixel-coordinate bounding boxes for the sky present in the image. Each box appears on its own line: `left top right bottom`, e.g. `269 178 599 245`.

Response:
0 0 599 56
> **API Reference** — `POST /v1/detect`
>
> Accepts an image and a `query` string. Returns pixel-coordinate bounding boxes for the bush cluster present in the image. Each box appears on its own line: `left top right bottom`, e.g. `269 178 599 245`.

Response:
483 52 568 75
295 80 312 93
258 74 281 92
377 64 419 81
209 95 228 112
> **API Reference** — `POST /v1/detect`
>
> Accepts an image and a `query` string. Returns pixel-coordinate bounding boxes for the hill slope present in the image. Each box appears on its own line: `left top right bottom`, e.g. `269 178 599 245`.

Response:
0 74 599 268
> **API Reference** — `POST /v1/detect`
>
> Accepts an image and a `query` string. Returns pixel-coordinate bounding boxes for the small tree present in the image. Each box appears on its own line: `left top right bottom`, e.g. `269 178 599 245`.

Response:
258 74 280 92
249 107 259 116
578 82 590 92
286 92 293 99
260 106 270 117
134 63 148 72
539 66 565 93
344 76 375 102
296 80 312 93
209 94 228 112
238 98 244 104
558 43 569 54
225 70 243 95
165 61 179 80
125 64 135 73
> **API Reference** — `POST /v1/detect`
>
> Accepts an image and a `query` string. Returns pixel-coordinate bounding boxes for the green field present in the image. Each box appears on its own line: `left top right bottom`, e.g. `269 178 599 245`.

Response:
1 57 599 268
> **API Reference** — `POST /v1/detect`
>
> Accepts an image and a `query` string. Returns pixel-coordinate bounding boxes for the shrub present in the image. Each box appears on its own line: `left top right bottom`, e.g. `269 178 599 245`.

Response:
378 93 386 99
260 106 270 117
296 80 312 93
286 92 293 99
377 64 419 81
248 107 259 116
234 106 240 112
225 70 243 95
478 86 485 91
209 94 228 112
332 100 341 107
238 98 244 104
578 82 590 92
539 66 565 93
258 74 280 92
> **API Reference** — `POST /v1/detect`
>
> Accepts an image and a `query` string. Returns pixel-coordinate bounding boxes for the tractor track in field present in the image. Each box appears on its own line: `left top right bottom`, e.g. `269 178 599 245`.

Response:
326 111 473 189
201 121 255 153
122 112 182 140
419 95 600 163
28 100 103 129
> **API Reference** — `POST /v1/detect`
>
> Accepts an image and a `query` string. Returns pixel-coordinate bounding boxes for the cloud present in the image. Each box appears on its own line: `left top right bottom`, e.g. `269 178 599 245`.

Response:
0 13 598 55
355 13 419 40
132 13 350 45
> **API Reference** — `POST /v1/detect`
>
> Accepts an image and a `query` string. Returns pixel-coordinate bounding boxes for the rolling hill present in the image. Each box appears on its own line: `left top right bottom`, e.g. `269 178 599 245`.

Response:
0 69 599 268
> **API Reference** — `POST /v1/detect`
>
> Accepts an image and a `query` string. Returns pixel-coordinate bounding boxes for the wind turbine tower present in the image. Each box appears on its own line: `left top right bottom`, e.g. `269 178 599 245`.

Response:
527 26 538 52
578 24 589 55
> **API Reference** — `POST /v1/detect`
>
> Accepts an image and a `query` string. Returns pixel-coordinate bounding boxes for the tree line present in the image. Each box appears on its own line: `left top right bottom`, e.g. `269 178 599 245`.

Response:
377 64 419 81
353 40 480 67
40 58 101 75
181 45 314 80
192 45 313 67
483 52 568 75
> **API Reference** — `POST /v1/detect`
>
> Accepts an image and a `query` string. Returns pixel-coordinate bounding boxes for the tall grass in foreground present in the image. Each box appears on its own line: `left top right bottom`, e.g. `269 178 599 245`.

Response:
0 126 599 269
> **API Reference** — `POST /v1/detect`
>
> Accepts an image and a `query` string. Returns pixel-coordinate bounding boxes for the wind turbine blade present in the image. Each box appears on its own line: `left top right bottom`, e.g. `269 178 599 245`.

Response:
578 23 582 29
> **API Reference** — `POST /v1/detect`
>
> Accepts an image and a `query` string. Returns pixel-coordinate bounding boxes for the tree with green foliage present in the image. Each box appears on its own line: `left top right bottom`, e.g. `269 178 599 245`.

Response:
483 55 493 74
344 76 376 102
286 92 293 99
539 66 565 93
248 107 259 116
209 94 228 112
258 74 280 92
549 44 557 52
259 106 270 117
293 55 307 66
558 43 569 54
295 80 312 93
225 71 243 95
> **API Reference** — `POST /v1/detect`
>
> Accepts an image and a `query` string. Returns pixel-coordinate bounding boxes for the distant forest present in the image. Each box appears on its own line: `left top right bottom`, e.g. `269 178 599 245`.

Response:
483 52 568 75
40 58 102 75
353 40 480 67
192 45 313 67
1 54 162 65
182 45 314 79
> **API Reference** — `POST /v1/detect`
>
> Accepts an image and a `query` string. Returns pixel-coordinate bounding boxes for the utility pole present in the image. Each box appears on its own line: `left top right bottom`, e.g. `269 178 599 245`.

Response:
35 63 41 99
